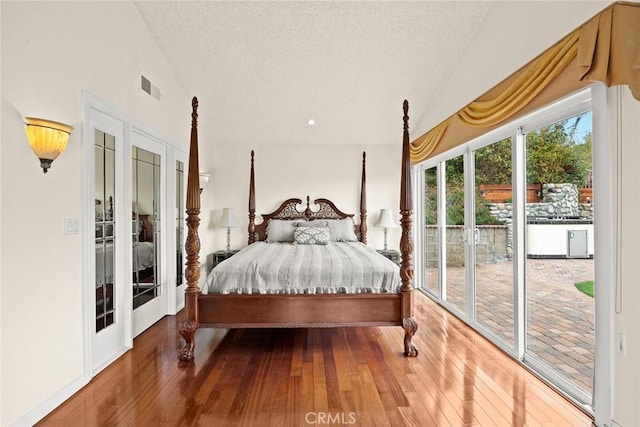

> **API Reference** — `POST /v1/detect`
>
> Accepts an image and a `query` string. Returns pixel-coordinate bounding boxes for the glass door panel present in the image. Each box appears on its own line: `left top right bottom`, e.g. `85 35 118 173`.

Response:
473 138 514 347
132 147 161 310
95 130 116 332
524 112 594 397
176 160 185 288
92 119 126 374
444 155 465 314
424 166 440 296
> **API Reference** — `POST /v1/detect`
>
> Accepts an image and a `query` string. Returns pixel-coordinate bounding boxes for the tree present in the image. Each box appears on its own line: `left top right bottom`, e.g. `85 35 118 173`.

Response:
526 118 592 186
474 137 512 185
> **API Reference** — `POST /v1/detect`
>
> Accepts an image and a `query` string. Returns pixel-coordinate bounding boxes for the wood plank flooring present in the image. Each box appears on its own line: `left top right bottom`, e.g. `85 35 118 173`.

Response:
38 292 594 426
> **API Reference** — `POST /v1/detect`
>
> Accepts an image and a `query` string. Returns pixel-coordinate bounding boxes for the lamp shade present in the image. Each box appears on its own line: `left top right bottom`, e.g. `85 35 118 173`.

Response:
218 207 240 228
25 117 73 173
374 209 398 228
199 173 210 191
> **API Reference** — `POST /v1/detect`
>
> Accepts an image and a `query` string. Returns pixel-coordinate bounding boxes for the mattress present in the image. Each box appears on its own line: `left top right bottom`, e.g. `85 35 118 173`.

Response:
203 241 401 294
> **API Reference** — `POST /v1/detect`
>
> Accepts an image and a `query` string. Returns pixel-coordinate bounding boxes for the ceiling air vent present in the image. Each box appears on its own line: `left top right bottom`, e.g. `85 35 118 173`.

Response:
140 74 161 101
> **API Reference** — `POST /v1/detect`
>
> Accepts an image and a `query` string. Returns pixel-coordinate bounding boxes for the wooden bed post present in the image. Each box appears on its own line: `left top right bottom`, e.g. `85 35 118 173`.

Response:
178 97 201 362
360 151 367 244
400 100 418 357
248 150 256 245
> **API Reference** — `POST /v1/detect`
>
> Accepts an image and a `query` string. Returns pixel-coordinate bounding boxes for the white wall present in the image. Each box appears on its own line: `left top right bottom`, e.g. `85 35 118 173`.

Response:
0 2 189 425
612 87 640 427
201 142 404 262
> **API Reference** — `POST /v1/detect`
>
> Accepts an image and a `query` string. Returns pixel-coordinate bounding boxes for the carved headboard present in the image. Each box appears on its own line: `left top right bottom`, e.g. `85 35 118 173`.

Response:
254 196 362 242
247 151 368 244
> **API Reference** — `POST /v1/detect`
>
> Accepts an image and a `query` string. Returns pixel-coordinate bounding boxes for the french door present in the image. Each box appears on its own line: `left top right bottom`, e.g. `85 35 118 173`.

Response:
84 94 182 375
131 130 167 337
88 108 127 374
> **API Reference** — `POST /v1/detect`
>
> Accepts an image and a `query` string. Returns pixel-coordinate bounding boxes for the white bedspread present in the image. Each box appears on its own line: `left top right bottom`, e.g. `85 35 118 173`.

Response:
203 242 401 294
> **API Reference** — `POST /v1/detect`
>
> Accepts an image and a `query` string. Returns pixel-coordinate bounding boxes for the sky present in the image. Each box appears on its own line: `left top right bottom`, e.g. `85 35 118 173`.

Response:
568 110 592 143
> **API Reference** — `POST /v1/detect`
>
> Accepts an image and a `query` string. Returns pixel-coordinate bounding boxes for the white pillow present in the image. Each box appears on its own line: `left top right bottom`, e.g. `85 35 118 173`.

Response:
300 220 328 227
325 218 358 242
266 219 306 242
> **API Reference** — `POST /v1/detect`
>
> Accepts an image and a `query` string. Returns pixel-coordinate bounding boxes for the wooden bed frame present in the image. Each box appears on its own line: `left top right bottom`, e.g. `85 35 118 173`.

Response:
178 98 417 360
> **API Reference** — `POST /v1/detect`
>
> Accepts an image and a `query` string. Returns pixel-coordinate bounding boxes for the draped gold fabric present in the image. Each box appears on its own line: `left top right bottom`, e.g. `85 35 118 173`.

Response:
578 3 640 100
457 31 580 128
409 121 448 162
410 1 640 164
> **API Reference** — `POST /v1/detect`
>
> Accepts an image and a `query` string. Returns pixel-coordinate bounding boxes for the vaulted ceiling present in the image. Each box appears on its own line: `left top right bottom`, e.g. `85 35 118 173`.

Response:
133 1 610 148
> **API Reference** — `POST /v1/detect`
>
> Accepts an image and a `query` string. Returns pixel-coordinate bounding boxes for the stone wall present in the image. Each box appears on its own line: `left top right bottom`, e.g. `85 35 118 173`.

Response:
423 184 593 266
424 225 509 267
488 183 594 220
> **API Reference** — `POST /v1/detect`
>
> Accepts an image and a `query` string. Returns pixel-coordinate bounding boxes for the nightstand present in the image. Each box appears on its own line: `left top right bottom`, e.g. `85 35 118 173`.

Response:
377 249 400 265
208 249 239 272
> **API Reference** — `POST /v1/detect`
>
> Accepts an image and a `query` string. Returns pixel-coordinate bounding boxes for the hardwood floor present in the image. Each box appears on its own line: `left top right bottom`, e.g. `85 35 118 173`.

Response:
38 292 593 426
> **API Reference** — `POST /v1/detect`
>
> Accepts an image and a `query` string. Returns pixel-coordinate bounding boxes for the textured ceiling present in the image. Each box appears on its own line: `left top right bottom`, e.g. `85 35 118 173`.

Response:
134 1 491 146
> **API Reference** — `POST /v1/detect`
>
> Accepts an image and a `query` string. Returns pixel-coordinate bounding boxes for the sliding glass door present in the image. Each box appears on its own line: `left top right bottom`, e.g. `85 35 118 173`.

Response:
443 154 466 315
473 137 515 347
523 111 595 401
418 91 595 408
423 166 440 296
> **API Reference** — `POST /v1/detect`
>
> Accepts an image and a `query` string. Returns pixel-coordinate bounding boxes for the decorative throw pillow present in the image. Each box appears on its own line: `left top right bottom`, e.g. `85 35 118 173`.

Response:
293 226 331 245
266 219 306 243
325 218 358 242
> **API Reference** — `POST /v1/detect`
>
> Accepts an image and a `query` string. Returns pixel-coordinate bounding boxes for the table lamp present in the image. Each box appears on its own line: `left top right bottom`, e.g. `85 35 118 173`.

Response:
218 207 240 252
374 209 398 251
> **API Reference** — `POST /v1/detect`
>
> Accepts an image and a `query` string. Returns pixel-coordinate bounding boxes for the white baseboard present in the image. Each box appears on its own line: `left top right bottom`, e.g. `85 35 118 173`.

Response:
11 346 130 426
10 373 90 427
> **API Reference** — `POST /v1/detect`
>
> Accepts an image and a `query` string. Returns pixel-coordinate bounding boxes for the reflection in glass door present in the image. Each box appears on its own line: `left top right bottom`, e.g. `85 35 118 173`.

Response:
176 160 185 288
95 130 116 332
524 112 594 399
444 155 466 314
473 138 515 347
91 120 125 373
132 147 161 310
131 137 166 337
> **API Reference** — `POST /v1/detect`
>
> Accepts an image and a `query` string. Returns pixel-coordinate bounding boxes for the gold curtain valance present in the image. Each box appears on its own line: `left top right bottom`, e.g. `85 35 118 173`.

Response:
411 1 640 164
409 121 449 162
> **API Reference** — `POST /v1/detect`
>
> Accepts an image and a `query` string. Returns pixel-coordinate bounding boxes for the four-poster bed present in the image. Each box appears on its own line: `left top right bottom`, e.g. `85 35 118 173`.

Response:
178 97 417 360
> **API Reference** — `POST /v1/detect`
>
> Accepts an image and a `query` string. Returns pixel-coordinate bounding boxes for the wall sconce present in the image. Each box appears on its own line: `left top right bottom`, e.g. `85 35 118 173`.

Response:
374 209 398 251
25 117 73 173
199 173 210 193
217 207 240 252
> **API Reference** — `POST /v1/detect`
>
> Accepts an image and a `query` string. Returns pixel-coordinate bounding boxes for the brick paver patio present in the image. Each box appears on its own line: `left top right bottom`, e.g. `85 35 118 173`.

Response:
425 258 594 393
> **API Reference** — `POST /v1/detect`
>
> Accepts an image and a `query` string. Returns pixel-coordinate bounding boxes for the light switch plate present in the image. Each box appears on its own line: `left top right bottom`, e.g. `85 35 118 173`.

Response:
64 218 79 235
